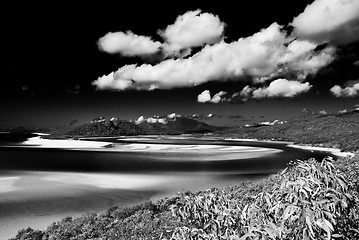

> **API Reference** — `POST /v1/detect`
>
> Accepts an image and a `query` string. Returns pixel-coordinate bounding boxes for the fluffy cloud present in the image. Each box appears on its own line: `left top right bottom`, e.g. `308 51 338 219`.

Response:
210 91 227 103
285 46 336 79
197 90 227 103
94 23 331 91
159 10 225 55
338 109 348 113
252 79 312 98
93 71 134 90
239 86 254 98
319 110 327 115
135 116 145 124
197 90 211 103
98 31 161 56
94 5 346 93
278 40 317 63
292 0 359 45
330 82 359 97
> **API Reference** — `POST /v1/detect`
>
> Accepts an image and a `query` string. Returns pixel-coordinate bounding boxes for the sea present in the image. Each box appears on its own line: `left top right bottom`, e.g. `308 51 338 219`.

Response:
0 133 334 239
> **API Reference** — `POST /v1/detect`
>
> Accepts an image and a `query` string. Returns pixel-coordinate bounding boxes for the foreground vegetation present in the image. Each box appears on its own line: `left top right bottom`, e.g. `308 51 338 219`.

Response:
12 155 359 240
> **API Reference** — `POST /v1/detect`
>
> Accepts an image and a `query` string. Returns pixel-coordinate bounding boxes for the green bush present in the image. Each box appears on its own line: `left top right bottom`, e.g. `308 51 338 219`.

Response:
170 158 359 240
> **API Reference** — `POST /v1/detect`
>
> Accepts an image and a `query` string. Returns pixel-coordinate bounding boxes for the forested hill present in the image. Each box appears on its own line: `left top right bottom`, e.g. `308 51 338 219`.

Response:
63 116 224 138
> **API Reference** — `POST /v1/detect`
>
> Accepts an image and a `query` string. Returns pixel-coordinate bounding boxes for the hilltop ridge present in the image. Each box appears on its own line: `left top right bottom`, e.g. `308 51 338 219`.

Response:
60 113 224 138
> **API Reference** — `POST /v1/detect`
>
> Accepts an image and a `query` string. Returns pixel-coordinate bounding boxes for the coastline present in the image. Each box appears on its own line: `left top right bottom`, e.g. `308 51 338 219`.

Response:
12 135 358 159
222 137 356 158
286 144 356 158
224 137 294 145
19 136 113 149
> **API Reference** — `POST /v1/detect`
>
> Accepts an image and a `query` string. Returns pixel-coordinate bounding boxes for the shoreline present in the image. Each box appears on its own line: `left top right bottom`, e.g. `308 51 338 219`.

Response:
286 144 356 158
20 136 113 149
9 136 357 158
223 137 294 145
222 137 356 158
8 135 357 159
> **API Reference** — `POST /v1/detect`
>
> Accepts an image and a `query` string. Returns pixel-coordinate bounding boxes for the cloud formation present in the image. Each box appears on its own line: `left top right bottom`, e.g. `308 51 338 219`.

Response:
159 10 225 55
292 0 359 45
93 2 359 97
98 31 161 56
197 90 227 103
197 90 211 103
330 82 359 97
94 23 334 91
243 79 312 99
210 91 227 103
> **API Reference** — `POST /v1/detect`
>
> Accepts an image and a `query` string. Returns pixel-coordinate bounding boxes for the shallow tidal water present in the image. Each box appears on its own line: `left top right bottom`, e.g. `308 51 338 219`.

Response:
0 134 334 239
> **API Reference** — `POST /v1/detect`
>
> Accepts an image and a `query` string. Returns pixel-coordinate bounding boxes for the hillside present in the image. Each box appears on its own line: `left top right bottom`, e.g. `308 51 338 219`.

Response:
218 109 359 152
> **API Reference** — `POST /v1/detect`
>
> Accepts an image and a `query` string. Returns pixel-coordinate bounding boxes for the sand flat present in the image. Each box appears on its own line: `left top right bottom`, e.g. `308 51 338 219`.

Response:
0 176 20 193
21 137 112 149
11 137 283 160
287 144 355 157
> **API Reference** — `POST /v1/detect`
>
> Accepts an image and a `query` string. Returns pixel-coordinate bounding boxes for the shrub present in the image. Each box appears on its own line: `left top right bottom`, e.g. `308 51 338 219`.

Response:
170 189 241 239
170 158 359 240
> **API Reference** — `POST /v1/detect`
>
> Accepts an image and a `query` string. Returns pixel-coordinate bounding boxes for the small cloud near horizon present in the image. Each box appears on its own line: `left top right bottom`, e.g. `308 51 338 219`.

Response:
197 90 227 103
330 81 359 97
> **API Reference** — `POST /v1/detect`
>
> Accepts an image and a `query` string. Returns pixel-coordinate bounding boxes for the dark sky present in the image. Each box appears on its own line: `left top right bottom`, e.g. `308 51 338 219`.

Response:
1 1 359 128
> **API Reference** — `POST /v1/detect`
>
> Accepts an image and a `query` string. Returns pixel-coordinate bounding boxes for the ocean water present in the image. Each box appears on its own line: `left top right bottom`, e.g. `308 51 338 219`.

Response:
0 134 333 239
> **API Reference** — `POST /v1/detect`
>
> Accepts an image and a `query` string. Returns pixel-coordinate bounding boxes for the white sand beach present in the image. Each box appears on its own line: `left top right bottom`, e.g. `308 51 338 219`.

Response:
21 136 113 148
224 138 294 144
287 144 356 157
10 137 283 161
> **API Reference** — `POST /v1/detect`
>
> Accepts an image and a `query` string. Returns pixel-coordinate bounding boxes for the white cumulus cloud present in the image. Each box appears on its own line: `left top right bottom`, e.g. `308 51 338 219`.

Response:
98 31 162 56
252 79 312 98
94 8 341 93
330 82 359 97
95 23 322 91
210 91 227 103
159 10 225 55
197 90 227 103
197 90 211 103
292 0 359 45
135 116 145 124
239 86 254 98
